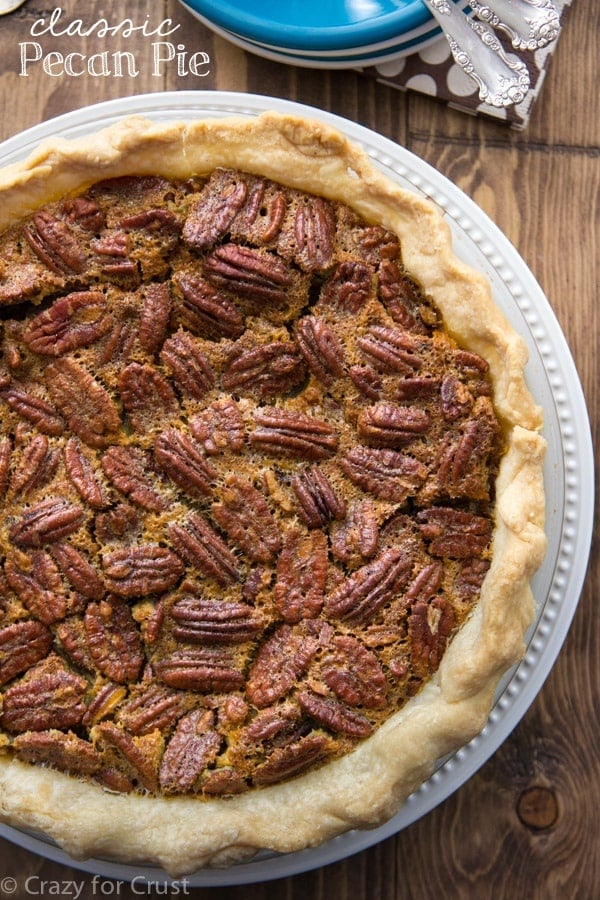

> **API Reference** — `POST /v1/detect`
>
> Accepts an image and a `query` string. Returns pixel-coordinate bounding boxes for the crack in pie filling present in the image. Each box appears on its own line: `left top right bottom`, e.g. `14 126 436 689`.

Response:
0 113 546 874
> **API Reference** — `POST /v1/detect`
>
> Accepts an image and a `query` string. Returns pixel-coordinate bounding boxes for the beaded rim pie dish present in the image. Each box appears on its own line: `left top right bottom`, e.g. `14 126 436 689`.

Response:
0 110 546 876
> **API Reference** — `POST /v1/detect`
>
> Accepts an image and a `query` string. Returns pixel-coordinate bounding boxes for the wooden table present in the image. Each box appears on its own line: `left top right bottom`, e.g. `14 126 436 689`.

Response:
0 2 597 897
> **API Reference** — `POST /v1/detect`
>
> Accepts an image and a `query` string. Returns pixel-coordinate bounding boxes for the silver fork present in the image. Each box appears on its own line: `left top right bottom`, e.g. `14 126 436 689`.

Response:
470 0 561 51
422 0 531 108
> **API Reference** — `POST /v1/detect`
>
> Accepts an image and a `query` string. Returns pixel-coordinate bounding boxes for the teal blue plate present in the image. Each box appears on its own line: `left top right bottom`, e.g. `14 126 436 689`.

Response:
180 0 431 52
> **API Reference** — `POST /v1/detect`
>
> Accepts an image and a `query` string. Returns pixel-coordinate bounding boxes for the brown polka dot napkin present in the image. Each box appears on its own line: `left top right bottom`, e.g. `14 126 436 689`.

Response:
360 0 571 129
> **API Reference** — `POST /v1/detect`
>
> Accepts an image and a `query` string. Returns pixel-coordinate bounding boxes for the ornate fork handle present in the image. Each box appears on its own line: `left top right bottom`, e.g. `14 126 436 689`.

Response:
423 0 530 108
470 0 561 51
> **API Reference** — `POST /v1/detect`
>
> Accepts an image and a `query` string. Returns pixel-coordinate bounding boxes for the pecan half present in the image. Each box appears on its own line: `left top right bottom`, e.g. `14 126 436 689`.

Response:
13 730 102 776
0 620 53 686
24 211 86 275
102 544 184 598
357 402 430 447
1 656 88 733
154 429 217 500
4 550 67 623
454 557 490 602
253 733 329 785
63 437 109 509
174 272 245 340
1 387 64 436
62 197 105 232
325 547 413 624
330 500 379 563
294 316 345 384
56 617 96 672
211 476 281 564
246 624 319 708
91 231 138 281
116 679 193 736
340 446 427 503
0 435 12 498
358 325 423 374
9 498 84 549
160 332 215 400
44 358 121 448
409 597 456 678
8 434 60 498
170 595 264 643
348 365 382 400
322 635 387 709
120 207 181 235
437 413 499 498
93 721 160 793
97 318 137 365
82 682 127 726
440 375 473 421
394 377 440 402
291 466 346 529
221 340 306 398
190 398 245 455
416 507 493 558
320 260 373 313
159 708 221 794
453 349 490 373
50 542 106 601
250 408 338 461
168 513 240 586
128 446 180 511
141 600 166 648
85 597 144 684
239 702 300 745
23 291 110 357
405 561 444 605
354 224 400 263
154 646 244 692
139 283 172 354
204 243 293 305
274 527 328 623
292 198 336 271
183 176 248 250
378 260 431 333
297 690 372 737
232 176 286 244
218 695 249 729
102 445 165 511
118 362 178 433
202 767 248 796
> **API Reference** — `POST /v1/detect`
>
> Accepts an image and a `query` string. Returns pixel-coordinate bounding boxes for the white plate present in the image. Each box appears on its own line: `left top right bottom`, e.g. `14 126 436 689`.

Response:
0 92 593 887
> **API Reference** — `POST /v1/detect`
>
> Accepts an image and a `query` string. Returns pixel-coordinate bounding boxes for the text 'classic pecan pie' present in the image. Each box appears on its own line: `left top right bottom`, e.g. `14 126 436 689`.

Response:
0 113 546 874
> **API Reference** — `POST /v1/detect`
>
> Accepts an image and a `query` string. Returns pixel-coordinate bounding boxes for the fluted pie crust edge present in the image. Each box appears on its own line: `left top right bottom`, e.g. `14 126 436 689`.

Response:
0 113 547 875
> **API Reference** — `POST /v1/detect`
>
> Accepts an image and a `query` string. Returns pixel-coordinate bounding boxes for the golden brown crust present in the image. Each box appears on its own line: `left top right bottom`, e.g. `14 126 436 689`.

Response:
0 113 546 875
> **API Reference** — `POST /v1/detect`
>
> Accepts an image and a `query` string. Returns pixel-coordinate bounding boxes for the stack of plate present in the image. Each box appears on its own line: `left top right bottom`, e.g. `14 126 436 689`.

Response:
178 0 466 68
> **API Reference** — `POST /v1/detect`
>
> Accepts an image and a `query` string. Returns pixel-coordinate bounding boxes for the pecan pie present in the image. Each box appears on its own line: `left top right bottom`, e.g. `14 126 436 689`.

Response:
0 113 546 874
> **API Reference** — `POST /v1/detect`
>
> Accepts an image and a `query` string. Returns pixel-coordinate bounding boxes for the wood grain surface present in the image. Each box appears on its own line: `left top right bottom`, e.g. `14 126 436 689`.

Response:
0 2 597 898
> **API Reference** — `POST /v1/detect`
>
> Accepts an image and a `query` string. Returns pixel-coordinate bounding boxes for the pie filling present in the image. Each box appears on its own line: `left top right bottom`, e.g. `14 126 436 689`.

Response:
0 167 503 797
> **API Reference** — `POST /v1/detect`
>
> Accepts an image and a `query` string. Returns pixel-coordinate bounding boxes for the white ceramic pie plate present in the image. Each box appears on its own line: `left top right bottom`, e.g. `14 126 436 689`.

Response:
0 92 593 887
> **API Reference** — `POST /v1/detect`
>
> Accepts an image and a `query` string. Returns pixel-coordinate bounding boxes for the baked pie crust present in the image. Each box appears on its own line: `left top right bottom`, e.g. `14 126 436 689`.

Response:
0 113 546 875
